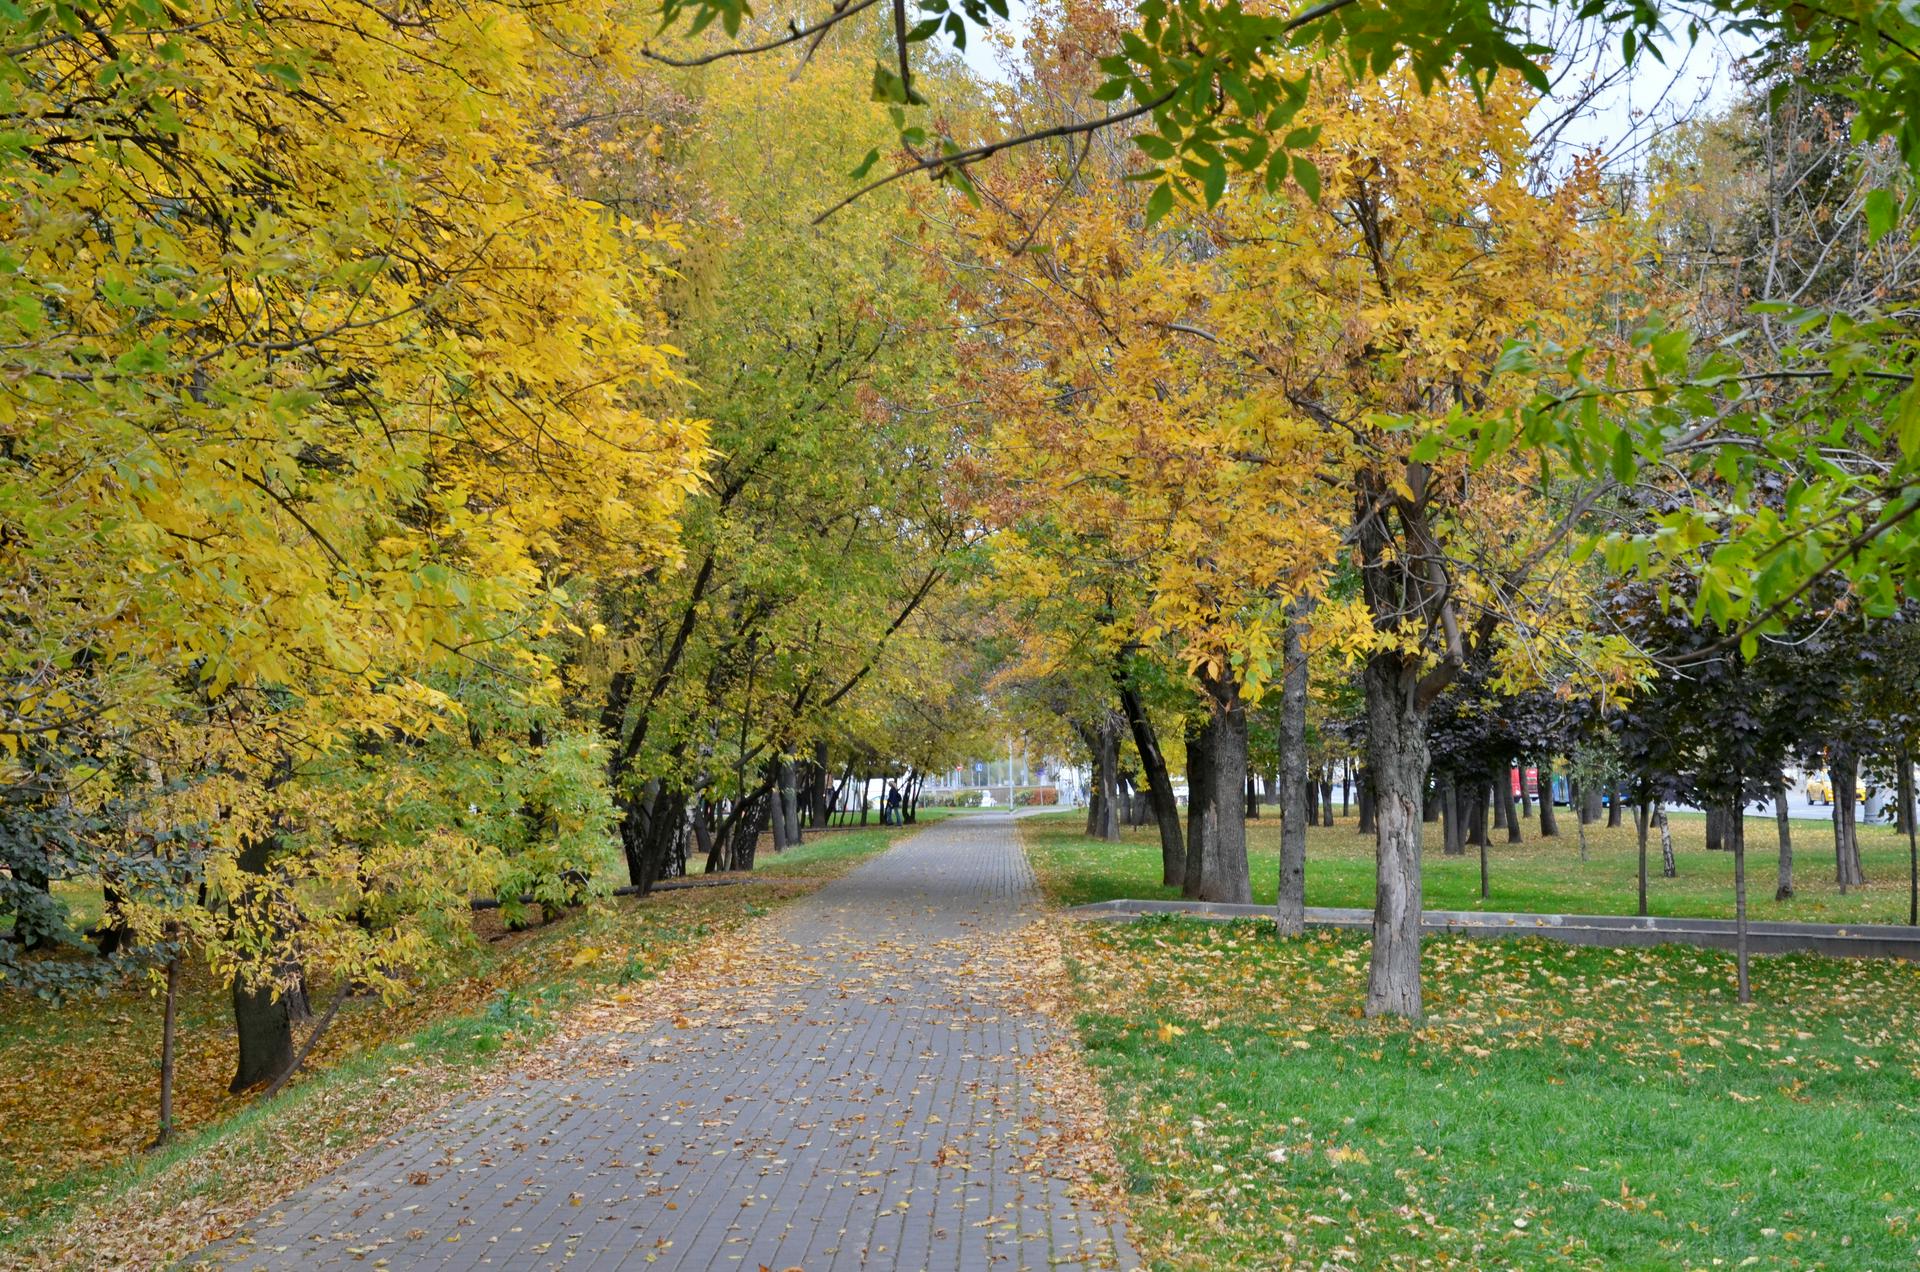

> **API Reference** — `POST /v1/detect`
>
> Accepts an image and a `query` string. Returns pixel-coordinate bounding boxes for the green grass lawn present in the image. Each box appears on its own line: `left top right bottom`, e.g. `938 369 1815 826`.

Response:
1024 806 1920 925
1063 914 1920 1270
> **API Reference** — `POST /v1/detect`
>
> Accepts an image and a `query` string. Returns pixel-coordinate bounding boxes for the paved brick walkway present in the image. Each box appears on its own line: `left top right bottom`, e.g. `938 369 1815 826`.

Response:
204 813 1134 1271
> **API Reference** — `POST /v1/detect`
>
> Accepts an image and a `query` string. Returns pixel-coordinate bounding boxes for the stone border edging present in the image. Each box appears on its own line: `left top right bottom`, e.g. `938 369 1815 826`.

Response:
1065 899 1920 961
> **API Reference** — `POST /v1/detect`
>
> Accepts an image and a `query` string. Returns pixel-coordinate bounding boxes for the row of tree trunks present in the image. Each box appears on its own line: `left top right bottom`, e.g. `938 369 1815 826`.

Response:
1831 746 1866 890
1080 716 1122 842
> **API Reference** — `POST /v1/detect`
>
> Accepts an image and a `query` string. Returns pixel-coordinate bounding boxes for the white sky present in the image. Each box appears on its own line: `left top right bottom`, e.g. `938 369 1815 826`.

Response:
953 6 1755 176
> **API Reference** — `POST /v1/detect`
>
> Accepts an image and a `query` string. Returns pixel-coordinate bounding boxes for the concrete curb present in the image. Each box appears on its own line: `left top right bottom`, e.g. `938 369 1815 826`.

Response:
1064 899 1920 961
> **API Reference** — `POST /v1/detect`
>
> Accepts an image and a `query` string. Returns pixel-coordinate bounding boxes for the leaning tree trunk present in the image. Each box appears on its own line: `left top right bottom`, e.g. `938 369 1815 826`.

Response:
1276 617 1311 934
1182 671 1252 904
1773 776 1794 901
1832 747 1865 890
1120 679 1186 885
1362 653 1430 1021
228 833 294 1093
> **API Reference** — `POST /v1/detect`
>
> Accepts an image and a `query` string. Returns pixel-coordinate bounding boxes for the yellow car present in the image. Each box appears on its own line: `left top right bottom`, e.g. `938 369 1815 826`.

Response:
1806 772 1833 805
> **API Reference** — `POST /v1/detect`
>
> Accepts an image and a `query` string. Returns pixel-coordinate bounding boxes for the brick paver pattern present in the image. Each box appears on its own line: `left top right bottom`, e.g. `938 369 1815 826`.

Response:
204 813 1135 1271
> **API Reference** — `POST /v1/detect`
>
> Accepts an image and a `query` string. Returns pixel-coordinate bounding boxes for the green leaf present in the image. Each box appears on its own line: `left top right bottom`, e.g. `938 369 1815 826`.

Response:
850 148 881 180
1292 155 1321 202
1865 187 1898 246
1145 182 1174 226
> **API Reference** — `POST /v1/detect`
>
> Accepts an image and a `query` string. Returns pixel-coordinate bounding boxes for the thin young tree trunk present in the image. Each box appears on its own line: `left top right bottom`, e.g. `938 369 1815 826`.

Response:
1539 760 1559 838
262 984 349 1100
1276 616 1311 934
1478 823 1489 900
151 952 181 1149
1732 782 1751 1005
1658 802 1676 877
1773 776 1794 901
1575 799 1589 862
1903 746 1918 927
1635 799 1650 916
1341 760 1350 818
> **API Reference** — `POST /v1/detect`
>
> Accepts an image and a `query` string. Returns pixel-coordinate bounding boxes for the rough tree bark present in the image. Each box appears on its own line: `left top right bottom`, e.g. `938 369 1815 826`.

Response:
1832 746 1865 890
228 832 293 1094
1362 652 1430 1021
1657 802 1677 877
1182 670 1252 904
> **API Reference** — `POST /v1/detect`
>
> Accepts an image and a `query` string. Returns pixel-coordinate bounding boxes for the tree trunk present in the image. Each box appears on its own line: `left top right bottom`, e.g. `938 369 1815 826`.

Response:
1582 781 1603 826
779 760 801 846
1903 747 1918 927
1832 747 1865 890
1341 761 1351 818
1466 779 1489 848
1705 805 1725 852
1491 772 1508 830
1422 781 1440 823
228 833 293 1094
769 766 791 854
1320 776 1334 827
1304 778 1320 826
1519 767 1532 818
1092 720 1121 841
1362 653 1429 1021
809 744 831 828
1732 783 1751 1004
1773 776 1794 902
1657 802 1676 877
1439 771 1463 857
1635 799 1650 917
1539 761 1559 838
1245 773 1260 821
1498 760 1522 844
152 952 181 1149
1182 671 1252 904
1356 768 1375 836
1276 619 1311 934
1607 780 1624 828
